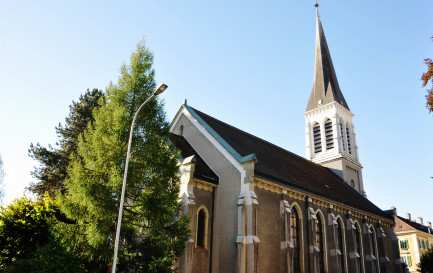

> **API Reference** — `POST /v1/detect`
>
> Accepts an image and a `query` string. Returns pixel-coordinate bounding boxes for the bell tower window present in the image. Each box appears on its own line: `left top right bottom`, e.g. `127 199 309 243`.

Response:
346 124 352 154
313 123 322 153
325 119 334 150
339 119 345 151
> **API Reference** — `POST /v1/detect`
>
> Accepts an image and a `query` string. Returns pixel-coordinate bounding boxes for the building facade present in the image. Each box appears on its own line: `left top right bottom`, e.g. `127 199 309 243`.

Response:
172 7 403 273
394 211 433 272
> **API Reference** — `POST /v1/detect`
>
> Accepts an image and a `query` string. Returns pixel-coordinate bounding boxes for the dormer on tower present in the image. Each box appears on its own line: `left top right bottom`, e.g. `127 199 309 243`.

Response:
304 6 365 196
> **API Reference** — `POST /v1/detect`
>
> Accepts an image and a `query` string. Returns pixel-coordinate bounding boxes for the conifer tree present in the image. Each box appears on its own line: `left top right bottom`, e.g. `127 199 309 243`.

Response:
418 246 433 272
28 89 104 197
57 40 189 272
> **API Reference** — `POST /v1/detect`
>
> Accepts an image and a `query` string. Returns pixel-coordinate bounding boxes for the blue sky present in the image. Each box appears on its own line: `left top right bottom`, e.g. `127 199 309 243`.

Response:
1 1 432 223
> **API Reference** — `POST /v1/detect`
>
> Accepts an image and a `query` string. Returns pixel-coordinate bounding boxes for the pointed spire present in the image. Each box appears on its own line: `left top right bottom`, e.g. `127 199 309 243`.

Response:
306 5 350 111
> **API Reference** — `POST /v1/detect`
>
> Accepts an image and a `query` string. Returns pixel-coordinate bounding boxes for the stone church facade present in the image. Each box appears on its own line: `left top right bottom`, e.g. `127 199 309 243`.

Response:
170 7 403 273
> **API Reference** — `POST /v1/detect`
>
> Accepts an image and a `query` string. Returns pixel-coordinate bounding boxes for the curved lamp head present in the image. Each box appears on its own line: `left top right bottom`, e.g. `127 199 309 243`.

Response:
154 83 168 95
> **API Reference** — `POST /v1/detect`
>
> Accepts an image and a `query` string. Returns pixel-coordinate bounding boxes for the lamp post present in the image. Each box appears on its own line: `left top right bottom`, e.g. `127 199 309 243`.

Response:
111 83 168 273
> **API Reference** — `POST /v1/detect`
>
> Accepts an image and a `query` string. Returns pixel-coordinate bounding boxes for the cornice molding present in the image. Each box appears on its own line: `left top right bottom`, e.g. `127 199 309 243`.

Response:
304 101 354 119
191 178 217 192
252 176 393 227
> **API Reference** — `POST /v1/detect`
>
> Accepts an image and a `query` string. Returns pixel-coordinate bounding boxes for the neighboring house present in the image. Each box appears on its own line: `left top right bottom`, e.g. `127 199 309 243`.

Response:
394 211 433 272
171 6 403 273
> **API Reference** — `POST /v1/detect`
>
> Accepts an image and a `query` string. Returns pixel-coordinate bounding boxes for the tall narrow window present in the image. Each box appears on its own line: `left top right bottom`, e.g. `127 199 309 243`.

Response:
291 208 301 273
346 124 352 154
399 240 409 249
369 226 378 273
313 123 322 153
315 216 325 273
196 208 207 248
355 224 364 273
324 119 334 150
340 119 345 151
337 220 345 273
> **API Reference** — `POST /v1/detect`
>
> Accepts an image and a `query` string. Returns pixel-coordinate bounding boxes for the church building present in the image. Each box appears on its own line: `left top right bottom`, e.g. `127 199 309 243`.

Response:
170 6 403 273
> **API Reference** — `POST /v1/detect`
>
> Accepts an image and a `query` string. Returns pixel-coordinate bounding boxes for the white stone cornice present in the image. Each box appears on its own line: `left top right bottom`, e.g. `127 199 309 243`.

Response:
304 101 354 118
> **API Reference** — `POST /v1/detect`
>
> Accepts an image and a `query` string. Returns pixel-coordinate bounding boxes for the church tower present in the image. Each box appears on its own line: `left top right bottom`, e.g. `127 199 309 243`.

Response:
304 5 365 196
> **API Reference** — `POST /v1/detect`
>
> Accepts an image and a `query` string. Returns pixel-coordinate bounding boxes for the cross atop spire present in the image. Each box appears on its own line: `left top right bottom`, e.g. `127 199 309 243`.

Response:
306 9 349 112
315 1 319 15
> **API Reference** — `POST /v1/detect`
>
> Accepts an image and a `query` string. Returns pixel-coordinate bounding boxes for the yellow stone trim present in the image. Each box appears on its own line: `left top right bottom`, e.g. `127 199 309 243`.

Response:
195 205 209 250
252 176 306 201
252 176 393 227
191 178 217 192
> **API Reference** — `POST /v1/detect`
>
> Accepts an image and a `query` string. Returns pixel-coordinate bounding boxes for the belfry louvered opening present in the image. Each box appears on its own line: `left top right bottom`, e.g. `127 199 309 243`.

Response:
313 123 322 153
346 124 351 154
339 120 345 151
324 119 334 150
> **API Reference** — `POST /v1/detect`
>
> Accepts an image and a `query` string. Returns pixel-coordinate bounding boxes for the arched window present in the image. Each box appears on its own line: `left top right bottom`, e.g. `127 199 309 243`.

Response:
340 119 345 151
313 123 322 153
291 207 301 273
354 223 364 273
324 119 334 150
350 179 355 188
369 225 379 273
315 215 325 273
179 125 184 136
336 219 346 273
196 207 208 249
346 123 352 154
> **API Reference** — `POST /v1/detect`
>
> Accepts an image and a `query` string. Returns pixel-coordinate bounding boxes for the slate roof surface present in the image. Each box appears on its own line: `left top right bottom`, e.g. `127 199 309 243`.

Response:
396 216 433 234
190 106 389 219
169 133 219 185
306 13 349 112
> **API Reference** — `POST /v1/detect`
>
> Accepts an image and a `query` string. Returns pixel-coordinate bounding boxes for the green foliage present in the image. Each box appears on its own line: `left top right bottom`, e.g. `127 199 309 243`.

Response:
3 241 86 273
419 247 433 273
28 89 104 197
57 39 189 272
0 196 86 271
0 196 55 269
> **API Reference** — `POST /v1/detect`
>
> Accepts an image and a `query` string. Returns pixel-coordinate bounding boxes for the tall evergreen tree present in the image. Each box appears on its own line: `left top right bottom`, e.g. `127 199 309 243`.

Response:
418 247 433 273
28 89 104 197
57 40 189 272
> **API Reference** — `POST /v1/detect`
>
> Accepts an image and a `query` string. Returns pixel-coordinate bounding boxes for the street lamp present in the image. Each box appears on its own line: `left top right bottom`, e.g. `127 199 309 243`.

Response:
112 83 168 273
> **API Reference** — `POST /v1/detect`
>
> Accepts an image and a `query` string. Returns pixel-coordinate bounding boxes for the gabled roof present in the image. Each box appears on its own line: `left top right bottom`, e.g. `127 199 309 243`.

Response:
169 133 219 185
306 11 349 112
395 216 433 235
186 105 388 218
